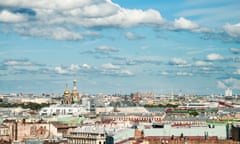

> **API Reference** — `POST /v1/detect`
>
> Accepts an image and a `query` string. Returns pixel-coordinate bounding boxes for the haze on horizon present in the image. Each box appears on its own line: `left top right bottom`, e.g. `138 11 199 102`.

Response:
0 0 240 95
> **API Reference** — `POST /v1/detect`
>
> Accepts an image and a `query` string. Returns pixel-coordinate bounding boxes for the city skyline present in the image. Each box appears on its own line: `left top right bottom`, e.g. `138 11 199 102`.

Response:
1 0 240 94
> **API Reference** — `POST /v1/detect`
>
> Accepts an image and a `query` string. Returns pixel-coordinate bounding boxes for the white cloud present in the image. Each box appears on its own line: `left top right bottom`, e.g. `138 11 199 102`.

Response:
0 0 219 41
234 69 240 75
0 10 27 23
206 53 225 61
133 56 163 65
82 31 100 37
218 78 240 90
96 46 119 52
160 71 169 75
101 63 120 69
76 2 119 18
0 0 94 10
223 23 240 39
54 64 86 74
125 32 144 40
69 64 80 71
194 61 213 66
4 60 31 66
16 27 83 40
0 0 164 27
217 81 226 89
169 58 187 65
168 17 210 32
230 48 240 54
54 66 69 74
118 70 134 76
173 17 199 30
0 0 165 40
101 69 134 76
82 64 91 69
176 72 193 76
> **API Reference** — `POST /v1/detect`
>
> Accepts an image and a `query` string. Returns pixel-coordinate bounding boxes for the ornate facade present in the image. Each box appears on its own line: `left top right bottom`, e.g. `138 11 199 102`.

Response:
63 79 81 104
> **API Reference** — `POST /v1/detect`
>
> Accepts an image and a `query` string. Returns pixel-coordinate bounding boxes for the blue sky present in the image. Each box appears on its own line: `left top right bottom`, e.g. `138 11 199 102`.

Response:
1 0 240 95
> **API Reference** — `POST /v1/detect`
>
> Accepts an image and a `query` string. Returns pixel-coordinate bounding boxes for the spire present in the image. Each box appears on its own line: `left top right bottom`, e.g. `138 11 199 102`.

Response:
66 83 68 90
73 79 77 90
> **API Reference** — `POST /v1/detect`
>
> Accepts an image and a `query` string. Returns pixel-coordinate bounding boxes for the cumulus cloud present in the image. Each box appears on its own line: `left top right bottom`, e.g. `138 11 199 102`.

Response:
169 58 188 66
82 64 91 69
169 17 210 32
2 58 45 74
173 17 198 30
0 0 164 40
0 0 94 10
15 27 83 40
125 32 145 40
69 64 80 71
0 10 27 23
194 61 213 67
101 63 120 69
223 23 240 39
206 53 225 61
99 62 134 76
54 64 91 74
0 0 230 42
54 66 69 74
217 78 240 90
230 48 240 54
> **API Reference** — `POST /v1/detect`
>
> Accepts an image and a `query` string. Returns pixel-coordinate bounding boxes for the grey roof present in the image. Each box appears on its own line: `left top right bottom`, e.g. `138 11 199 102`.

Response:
113 124 227 143
71 125 105 134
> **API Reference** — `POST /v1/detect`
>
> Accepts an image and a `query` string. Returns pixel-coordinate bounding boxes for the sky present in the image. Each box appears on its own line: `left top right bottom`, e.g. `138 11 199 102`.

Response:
1 0 240 95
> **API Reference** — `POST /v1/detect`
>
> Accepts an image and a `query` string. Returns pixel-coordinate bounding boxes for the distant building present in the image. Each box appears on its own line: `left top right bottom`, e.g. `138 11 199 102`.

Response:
63 79 81 104
225 88 233 97
39 104 89 116
116 127 238 144
0 123 10 142
65 126 106 144
2 119 61 142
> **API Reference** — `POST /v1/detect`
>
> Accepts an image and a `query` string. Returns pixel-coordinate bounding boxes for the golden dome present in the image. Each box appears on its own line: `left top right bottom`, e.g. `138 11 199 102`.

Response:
64 89 70 95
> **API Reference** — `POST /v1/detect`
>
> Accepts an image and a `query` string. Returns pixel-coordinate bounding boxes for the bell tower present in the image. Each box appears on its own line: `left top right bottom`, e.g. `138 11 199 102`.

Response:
72 78 80 104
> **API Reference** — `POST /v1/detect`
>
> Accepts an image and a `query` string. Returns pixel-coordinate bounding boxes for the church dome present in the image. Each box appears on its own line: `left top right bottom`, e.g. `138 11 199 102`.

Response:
64 89 70 95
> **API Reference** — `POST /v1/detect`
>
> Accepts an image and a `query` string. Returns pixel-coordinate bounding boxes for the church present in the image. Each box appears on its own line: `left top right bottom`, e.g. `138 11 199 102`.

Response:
63 79 81 104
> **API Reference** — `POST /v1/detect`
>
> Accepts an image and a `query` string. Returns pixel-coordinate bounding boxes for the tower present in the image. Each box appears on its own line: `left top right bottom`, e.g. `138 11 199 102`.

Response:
63 83 72 104
72 79 80 104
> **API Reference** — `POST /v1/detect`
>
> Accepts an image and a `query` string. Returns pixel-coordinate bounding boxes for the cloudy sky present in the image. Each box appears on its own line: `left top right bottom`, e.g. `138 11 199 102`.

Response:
1 0 240 95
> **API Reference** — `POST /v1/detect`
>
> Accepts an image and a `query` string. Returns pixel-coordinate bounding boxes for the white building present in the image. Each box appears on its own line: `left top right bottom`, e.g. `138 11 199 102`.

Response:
39 104 89 116
225 88 232 97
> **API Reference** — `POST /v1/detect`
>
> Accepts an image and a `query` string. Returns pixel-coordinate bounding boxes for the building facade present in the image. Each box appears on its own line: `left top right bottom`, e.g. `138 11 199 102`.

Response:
2 119 61 142
63 79 81 105
0 123 9 142
65 126 106 144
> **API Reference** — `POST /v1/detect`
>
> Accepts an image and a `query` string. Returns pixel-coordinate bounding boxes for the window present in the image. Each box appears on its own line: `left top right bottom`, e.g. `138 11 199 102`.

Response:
30 126 36 136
